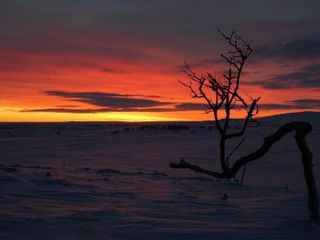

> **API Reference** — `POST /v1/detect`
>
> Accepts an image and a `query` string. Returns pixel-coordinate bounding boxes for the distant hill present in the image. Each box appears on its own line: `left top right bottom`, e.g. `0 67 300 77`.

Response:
258 111 320 127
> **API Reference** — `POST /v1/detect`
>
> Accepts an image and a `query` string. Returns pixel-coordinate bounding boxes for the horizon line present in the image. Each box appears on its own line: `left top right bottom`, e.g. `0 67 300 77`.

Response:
0 111 318 124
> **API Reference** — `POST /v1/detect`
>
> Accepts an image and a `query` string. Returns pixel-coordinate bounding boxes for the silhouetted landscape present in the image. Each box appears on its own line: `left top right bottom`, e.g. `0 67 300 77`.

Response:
1 112 320 239
1 1 320 239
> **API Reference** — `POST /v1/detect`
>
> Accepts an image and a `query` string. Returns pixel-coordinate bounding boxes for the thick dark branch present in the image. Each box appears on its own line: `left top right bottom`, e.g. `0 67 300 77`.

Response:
226 121 319 223
170 158 222 178
171 122 311 178
170 121 319 223
295 129 319 223
213 107 223 134
227 122 310 175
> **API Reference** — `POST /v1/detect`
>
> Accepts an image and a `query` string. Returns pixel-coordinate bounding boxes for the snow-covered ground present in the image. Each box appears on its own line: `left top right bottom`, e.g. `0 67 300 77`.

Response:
0 112 320 239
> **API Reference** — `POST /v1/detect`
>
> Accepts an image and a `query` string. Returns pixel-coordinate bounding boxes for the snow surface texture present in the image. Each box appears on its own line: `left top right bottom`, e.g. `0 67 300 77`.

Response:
0 112 320 240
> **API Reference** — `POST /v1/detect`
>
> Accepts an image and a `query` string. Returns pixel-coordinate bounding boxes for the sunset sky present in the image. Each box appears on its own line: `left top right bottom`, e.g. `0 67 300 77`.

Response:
1 0 320 122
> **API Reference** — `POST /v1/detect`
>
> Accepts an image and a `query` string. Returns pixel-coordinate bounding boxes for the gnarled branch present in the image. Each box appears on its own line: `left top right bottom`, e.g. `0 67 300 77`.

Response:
170 121 319 223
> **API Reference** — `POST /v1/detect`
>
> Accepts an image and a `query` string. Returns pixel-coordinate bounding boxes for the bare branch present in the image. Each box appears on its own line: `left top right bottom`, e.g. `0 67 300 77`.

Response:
175 28 319 224
170 158 222 178
170 122 320 223
180 28 258 170
227 97 260 139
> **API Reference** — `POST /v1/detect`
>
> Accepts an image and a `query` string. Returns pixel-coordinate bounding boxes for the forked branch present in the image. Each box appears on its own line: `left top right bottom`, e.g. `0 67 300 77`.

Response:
170 122 319 223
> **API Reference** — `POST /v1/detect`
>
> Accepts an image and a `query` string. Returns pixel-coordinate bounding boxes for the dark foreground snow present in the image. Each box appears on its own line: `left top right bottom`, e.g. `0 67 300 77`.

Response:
0 112 320 239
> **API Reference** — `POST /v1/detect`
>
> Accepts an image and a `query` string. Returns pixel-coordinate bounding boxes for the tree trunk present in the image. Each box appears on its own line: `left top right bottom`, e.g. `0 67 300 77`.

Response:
295 129 319 223
220 137 227 171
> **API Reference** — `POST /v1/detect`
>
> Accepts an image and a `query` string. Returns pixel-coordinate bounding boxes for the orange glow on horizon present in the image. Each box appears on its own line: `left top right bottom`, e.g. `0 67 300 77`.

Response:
1 106 318 123
1 28 319 122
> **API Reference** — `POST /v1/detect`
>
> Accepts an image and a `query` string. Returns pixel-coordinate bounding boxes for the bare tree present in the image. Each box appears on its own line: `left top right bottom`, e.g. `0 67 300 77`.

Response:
179 29 259 172
170 29 319 223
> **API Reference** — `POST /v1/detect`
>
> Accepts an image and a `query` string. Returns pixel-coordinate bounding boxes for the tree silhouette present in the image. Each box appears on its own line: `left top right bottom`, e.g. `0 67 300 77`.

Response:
170 29 319 223
179 29 259 171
